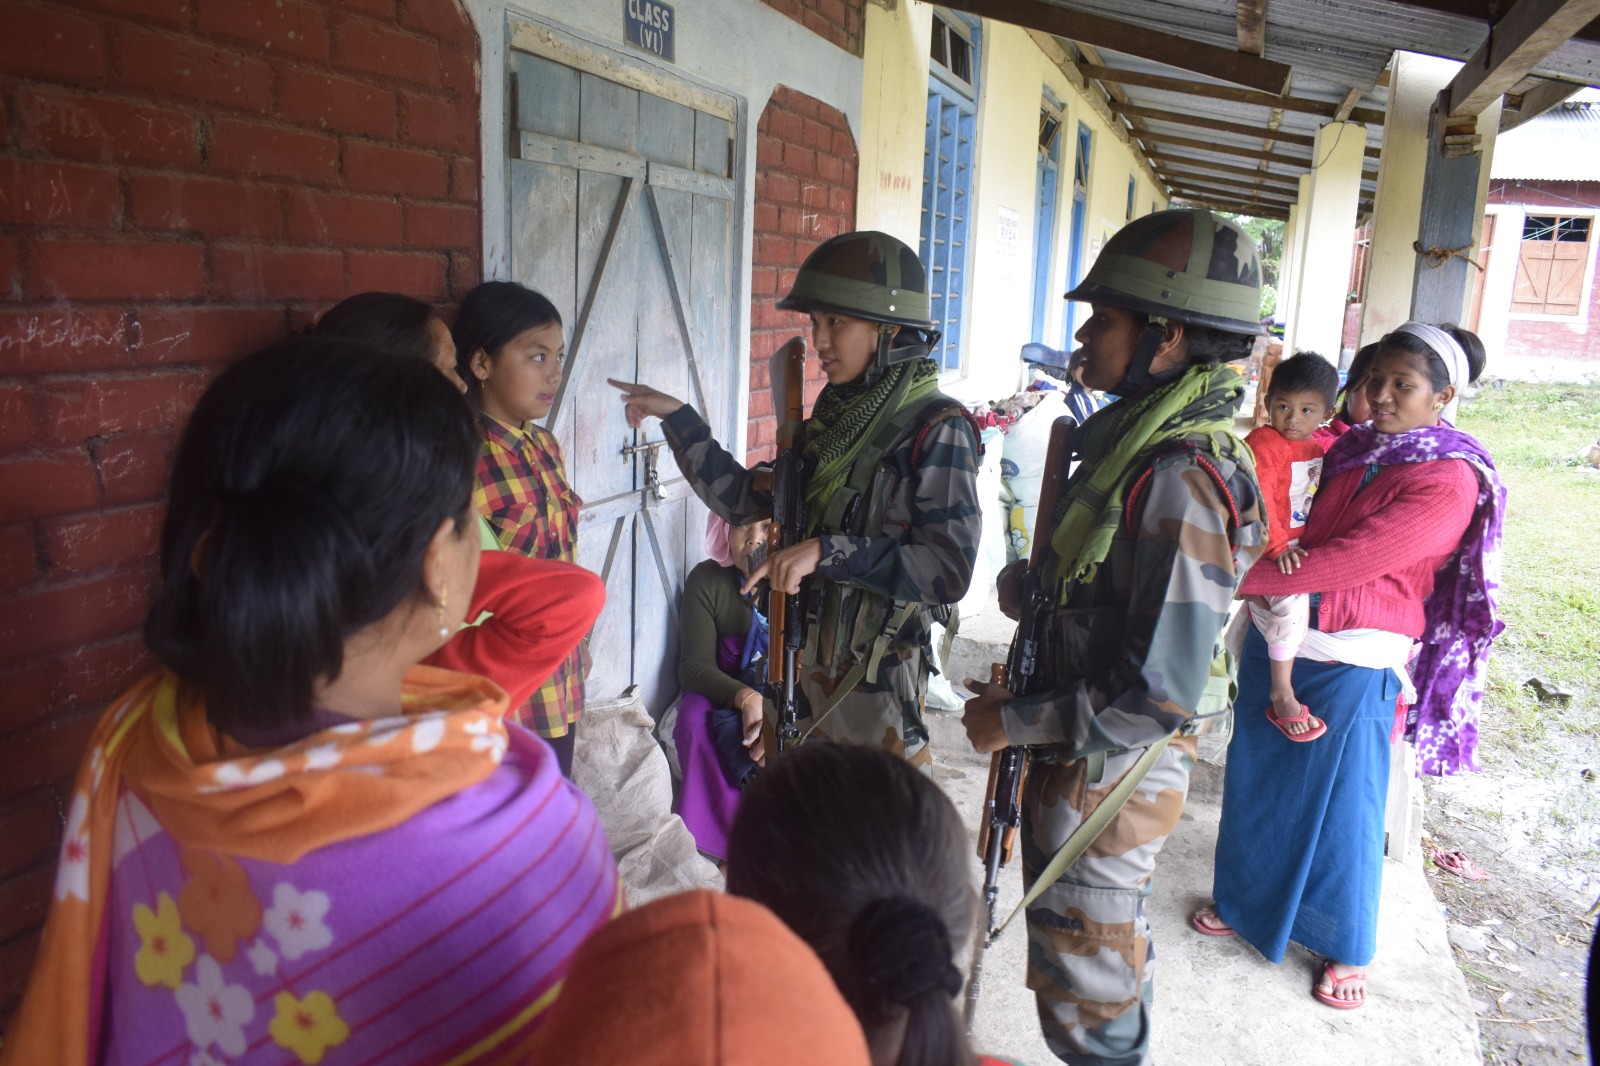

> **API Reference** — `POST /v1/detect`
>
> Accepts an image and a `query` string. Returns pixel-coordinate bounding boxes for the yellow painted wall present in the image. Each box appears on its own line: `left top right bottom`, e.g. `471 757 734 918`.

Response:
855 8 1167 401
856 1 932 247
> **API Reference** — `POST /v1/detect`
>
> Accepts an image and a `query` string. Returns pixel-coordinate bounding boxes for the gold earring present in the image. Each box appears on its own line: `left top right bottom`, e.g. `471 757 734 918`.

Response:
437 585 451 640
1433 402 1444 410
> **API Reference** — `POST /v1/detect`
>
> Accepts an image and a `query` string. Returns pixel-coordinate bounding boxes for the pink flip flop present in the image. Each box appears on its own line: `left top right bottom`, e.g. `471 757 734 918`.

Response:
1314 961 1367 1010
1189 907 1235 937
1266 703 1327 742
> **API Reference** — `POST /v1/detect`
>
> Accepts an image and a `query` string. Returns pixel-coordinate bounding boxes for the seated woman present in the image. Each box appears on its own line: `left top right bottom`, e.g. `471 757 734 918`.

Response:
676 513 771 860
1198 322 1505 1012
1 337 617 1065
726 743 1017 1066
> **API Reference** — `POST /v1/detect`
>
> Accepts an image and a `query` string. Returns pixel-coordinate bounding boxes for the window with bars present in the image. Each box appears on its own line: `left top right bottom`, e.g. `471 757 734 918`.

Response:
920 13 979 371
1512 214 1593 316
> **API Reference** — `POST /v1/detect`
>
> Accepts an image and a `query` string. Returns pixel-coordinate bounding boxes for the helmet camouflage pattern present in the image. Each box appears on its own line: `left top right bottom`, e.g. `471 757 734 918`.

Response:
1065 209 1263 335
778 230 937 331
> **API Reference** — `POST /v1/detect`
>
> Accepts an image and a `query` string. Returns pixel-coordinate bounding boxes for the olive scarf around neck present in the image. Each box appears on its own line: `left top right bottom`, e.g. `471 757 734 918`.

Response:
801 357 941 532
1042 361 1249 595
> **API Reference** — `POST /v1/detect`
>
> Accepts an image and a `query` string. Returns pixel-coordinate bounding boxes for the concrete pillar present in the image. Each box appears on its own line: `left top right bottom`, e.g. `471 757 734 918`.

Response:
1276 200 1300 328
1280 121 1366 359
1280 177 1312 352
1359 53 1501 348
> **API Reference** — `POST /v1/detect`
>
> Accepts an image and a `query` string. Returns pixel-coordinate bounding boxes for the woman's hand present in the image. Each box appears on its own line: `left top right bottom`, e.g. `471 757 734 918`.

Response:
1276 546 1308 575
737 687 766 764
741 537 822 596
960 677 1014 753
608 378 685 427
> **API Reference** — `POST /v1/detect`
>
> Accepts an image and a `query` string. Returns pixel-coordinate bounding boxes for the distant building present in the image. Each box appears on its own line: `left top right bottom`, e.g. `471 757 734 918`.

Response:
1470 95 1600 376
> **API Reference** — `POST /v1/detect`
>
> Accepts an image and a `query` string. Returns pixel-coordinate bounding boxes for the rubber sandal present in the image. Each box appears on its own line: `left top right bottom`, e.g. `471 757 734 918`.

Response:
1266 703 1327 742
1313 961 1367 1010
1189 906 1235 937
1429 847 1489 881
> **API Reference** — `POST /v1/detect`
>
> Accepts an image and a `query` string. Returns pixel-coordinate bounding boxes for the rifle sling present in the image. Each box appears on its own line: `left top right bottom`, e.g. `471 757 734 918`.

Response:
796 599 920 744
986 731 1174 945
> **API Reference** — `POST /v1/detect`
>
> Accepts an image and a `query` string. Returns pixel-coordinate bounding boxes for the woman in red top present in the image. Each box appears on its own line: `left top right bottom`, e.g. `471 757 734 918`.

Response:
1197 323 1504 1011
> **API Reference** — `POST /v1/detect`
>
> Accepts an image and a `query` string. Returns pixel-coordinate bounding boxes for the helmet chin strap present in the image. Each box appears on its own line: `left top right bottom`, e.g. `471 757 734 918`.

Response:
1109 317 1185 397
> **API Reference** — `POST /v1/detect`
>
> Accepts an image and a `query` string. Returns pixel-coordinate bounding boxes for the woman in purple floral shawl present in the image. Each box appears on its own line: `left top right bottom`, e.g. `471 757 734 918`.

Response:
1198 321 1505 1012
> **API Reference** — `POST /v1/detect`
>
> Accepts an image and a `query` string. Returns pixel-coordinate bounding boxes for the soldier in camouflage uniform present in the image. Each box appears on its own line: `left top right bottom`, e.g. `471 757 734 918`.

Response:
613 231 982 767
962 209 1267 1065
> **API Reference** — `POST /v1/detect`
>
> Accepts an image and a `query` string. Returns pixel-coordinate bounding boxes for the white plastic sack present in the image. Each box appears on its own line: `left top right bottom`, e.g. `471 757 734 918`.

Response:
1001 390 1068 559
572 687 723 905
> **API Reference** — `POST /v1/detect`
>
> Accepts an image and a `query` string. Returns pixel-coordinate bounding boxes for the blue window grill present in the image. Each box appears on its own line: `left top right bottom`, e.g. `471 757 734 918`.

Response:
921 13 979 372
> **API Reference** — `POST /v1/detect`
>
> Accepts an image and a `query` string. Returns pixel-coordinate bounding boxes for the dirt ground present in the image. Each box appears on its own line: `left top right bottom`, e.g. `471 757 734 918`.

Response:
1431 382 1600 1065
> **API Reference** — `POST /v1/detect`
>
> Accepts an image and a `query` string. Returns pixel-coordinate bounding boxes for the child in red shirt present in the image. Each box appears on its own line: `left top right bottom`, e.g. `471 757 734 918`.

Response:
1244 352 1340 740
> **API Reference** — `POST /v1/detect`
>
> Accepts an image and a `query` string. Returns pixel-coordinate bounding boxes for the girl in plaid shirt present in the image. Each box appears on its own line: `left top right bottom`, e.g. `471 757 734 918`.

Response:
454 281 587 777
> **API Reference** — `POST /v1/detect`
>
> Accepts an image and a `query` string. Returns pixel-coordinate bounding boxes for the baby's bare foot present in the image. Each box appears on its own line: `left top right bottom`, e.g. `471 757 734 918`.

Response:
1270 692 1313 735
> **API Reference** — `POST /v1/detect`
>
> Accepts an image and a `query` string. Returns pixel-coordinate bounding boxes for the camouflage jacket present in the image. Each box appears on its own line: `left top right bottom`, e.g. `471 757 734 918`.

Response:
660 402 982 662
1002 440 1265 759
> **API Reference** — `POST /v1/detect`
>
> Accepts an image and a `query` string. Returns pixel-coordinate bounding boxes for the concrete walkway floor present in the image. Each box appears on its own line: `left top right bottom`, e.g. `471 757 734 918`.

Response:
925 709 1484 1066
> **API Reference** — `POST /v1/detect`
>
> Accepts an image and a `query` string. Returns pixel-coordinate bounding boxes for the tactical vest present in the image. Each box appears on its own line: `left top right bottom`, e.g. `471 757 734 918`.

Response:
805 389 981 684
1043 435 1249 738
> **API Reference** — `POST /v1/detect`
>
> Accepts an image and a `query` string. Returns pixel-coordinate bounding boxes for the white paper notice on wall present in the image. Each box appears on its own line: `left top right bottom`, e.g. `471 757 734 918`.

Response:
998 206 1021 285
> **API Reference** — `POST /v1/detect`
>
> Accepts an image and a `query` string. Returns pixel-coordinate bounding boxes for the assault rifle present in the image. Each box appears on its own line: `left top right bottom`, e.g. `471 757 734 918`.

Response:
766 336 809 755
964 413 1077 1030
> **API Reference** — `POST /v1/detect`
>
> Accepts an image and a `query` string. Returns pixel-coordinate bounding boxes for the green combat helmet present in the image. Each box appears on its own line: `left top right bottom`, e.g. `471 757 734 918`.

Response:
1065 208 1261 391
778 230 941 369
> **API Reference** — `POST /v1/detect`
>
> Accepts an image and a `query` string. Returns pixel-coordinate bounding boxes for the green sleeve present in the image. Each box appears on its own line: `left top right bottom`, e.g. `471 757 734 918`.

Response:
679 560 756 708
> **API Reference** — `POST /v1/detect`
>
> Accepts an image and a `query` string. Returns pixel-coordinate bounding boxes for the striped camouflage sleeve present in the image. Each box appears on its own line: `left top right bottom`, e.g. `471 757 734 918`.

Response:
814 415 983 605
1001 452 1265 756
660 404 774 526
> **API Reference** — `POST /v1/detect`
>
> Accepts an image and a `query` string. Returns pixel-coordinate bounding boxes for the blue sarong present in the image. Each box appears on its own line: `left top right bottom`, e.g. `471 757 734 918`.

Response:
1212 626 1401 966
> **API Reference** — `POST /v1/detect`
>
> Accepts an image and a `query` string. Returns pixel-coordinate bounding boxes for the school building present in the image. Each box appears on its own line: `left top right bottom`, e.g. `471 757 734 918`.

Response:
3 0 1600 1029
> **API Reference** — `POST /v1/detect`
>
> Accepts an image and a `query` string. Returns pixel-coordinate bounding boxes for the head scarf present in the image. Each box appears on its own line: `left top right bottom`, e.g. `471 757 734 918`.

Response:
1322 423 1506 775
705 511 734 569
531 890 871 1065
1391 321 1469 390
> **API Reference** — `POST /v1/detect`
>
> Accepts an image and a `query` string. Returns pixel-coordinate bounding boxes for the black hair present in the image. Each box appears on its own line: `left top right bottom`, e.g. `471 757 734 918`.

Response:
314 292 440 366
1268 352 1339 409
144 336 478 735
1378 324 1487 392
451 281 563 402
725 743 976 1066
1337 342 1381 423
1182 323 1255 365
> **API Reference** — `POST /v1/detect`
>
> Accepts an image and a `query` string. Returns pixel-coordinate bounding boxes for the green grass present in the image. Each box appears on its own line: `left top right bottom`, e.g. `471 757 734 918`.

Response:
1456 382 1600 754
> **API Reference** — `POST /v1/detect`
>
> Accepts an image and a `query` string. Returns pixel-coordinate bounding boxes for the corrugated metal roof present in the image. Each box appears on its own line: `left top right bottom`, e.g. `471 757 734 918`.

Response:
1490 98 1600 181
1021 0 1600 214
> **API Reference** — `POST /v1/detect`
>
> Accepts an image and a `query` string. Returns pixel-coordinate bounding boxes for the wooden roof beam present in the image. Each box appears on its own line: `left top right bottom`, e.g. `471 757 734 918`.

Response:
1082 63 1386 123
1149 153 1303 188
1168 177 1296 206
1132 128 1382 172
1237 0 1269 55
1499 76 1583 129
1116 102 1314 145
937 0 1292 94
1170 193 1291 220
1442 0 1600 116
1334 87 1366 121
1157 168 1296 199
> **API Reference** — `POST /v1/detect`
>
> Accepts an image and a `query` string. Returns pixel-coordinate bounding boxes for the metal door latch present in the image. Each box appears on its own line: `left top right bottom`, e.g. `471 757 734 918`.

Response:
622 438 667 501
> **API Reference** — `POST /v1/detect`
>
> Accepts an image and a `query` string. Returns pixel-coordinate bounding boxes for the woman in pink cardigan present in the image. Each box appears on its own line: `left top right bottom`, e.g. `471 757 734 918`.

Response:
1196 322 1505 1012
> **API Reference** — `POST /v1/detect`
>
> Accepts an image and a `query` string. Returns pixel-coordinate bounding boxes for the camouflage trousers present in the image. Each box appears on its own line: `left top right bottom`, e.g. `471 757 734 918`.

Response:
1020 734 1197 1066
787 647 932 767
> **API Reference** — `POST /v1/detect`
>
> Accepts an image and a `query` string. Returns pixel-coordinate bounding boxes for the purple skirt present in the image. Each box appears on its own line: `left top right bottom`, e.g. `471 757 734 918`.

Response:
674 635 745 861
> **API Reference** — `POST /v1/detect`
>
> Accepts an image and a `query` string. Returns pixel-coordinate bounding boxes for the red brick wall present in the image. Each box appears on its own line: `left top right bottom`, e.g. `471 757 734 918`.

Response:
748 85 857 463
757 0 865 56
1485 181 1600 364
0 0 481 1024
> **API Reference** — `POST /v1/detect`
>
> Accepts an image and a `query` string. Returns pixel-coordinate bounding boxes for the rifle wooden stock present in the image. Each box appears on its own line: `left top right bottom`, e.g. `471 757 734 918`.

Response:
767 336 808 754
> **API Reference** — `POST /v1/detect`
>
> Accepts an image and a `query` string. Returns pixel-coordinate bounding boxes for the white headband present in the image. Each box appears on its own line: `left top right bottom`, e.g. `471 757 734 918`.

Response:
1393 322 1468 391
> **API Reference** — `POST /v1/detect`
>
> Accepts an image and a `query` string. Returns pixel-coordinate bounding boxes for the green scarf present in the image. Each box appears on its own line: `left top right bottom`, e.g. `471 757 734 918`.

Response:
802 358 941 529
1042 362 1248 594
